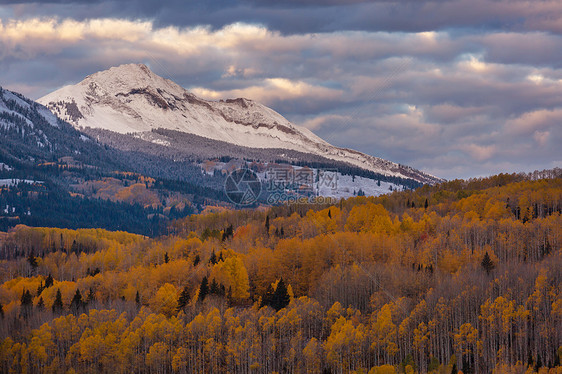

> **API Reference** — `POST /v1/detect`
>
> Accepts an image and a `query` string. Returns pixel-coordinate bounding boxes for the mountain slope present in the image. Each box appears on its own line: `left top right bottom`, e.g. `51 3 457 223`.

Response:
38 63 442 185
0 86 230 235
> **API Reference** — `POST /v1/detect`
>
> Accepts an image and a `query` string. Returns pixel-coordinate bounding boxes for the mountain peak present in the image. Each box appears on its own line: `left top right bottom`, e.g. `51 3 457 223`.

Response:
80 63 182 97
90 63 151 77
38 64 443 184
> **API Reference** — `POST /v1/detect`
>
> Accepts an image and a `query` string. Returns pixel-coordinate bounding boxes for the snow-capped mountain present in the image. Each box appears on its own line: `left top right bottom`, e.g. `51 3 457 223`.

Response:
39 63 442 184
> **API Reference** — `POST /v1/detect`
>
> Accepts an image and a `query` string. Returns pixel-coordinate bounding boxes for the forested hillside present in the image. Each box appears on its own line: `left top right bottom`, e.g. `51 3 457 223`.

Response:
0 170 560 373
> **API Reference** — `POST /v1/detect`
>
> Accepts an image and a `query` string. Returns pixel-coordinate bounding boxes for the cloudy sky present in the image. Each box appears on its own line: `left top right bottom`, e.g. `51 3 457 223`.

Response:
1 0 561 179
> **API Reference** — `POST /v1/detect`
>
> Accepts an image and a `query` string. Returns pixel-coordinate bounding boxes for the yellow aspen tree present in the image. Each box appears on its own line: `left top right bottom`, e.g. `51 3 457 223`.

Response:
149 283 178 317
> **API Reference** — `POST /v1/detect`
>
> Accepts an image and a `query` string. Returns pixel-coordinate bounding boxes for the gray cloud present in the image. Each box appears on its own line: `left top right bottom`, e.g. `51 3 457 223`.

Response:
0 3 561 179
3 0 562 35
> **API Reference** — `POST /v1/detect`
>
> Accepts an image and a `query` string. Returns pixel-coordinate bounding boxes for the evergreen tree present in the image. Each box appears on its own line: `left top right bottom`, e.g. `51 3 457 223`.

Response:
210 278 220 295
36 297 45 311
328 209 332 219
164 252 169 264
209 251 217 265
265 215 270 233
222 224 234 241
0 302 3 319
177 286 191 311
424 198 429 209
269 279 291 311
481 251 495 274
198 276 209 303
71 240 79 253
135 290 141 308
52 289 63 313
20 289 33 319
44 274 54 288
193 254 201 267
36 281 44 297
70 289 84 313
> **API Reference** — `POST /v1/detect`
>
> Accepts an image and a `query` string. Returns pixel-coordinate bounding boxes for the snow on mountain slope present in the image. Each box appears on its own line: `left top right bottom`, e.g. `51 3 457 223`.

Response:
0 87 62 148
38 63 442 184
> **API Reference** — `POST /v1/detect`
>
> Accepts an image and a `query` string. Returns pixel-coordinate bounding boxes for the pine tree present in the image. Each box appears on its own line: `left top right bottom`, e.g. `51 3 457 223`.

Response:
20 289 33 319
222 224 234 241
177 286 190 311
198 276 209 303
209 251 217 265
164 252 169 264
0 302 3 319
52 289 63 313
45 274 54 288
481 251 495 274
193 254 201 267
265 215 270 233
135 290 141 307
70 289 84 313
210 278 220 295
36 297 45 311
328 209 332 219
37 281 44 297
270 279 291 311
424 198 429 209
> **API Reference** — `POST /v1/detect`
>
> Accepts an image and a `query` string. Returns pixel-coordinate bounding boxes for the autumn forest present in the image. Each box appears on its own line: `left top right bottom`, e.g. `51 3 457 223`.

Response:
0 170 561 374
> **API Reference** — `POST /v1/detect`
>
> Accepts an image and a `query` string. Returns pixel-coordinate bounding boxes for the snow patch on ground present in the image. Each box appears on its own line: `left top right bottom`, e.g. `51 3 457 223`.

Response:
148 138 171 146
2 90 31 110
0 105 35 128
37 106 60 128
0 179 43 187
202 161 404 199
0 163 13 171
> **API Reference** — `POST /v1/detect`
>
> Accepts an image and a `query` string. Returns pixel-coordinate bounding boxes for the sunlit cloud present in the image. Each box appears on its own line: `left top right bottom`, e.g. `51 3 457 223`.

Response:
191 77 343 106
0 13 560 179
